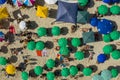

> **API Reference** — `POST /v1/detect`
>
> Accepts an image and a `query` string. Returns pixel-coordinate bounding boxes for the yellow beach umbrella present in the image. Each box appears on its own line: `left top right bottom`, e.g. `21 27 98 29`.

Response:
6 64 16 75
0 7 9 19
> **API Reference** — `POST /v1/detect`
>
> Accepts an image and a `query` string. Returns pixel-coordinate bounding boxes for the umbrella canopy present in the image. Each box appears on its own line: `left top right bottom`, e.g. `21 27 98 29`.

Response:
97 54 106 63
0 57 7 65
78 0 88 6
0 7 9 19
37 27 47 37
0 0 6 5
74 51 84 60
103 0 112 4
35 41 45 50
97 19 114 34
103 34 111 42
19 21 27 31
27 41 36 50
61 68 70 77
90 17 99 27
98 5 108 15
58 38 67 47
46 72 55 80
103 45 113 54
111 50 120 60
112 0 120 3
59 47 69 55
51 26 60 36
12 0 23 7
111 68 118 78
0 31 4 37
92 74 104 80
101 69 112 80
69 65 78 76
71 38 81 47
110 5 120 15
44 0 57 4
46 59 55 69
21 71 29 80
83 68 92 76
6 64 16 75
24 0 35 6
34 66 43 76
110 31 120 40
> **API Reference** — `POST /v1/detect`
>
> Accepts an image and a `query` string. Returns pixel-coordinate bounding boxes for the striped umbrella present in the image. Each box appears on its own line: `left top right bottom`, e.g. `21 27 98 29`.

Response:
23 0 35 6
12 0 23 7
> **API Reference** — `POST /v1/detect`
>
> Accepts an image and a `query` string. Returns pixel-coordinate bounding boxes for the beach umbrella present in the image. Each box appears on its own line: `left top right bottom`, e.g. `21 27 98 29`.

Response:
61 68 70 77
102 0 112 4
71 38 81 47
12 0 23 7
46 72 55 80
27 41 36 50
101 69 112 80
111 68 118 78
6 64 16 75
78 0 88 6
44 0 57 4
0 0 6 5
103 45 113 54
0 57 7 65
110 5 120 15
98 5 108 15
23 0 35 6
110 31 120 40
97 54 106 63
34 66 43 76
58 38 67 47
52 26 60 36
0 7 9 19
111 50 120 60
103 34 111 42
74 51 84 60
21 71 29 80
92 74 104 80
83 68 92 76
37 27 47 37
90 17 99 27
19 21 27 31
59 47 69 55
35 41 45 50
112 0 120 3
69 65 78 76
46 59 55 69
97 19 113 34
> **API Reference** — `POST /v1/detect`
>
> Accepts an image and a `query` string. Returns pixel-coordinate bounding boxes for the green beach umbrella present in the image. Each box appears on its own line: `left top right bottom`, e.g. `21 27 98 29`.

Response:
98 5 108 15
101 69 112 80
103 45 113 54
46 72 55 80
110 31 120 40
111 68 118 78
46 59 55 69
61 68 70 77
92 74 104 80
78 0 88 6
21 71 29 80
52 26 60 36
36 41 45 50
83 68 92 76
111 50 120 60
27 41 36 50
59 47 69 55
0 57 7 65
103 34 111 42
34 66 43 76
110 5 120 15
74 51 84 60
69 65 78 76
71 38 81 47
58 38 67 47
37 27 47 37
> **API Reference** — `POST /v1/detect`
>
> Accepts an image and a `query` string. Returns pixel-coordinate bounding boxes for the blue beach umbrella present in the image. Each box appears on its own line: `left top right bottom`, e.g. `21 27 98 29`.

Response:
97 54 107 63
112 0 120 3
103 0 112 4
0 0 6 5
23 0 35 6
90 17 99 27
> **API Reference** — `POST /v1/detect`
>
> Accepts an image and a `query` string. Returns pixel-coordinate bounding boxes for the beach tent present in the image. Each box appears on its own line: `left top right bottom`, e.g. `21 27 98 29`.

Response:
103 45 113 54
36 6 48 18
69 65 78 76
0 57 7 65
0 7 9 19
77 11 90 24
110 5 120 15
90 17 99 27
34 66 43 76
92 74 104 80
110 31 120 40
23 0 35 6
37 27 47 37
111 50 120 60
103 34 111 42
98 5 108 15
0 0 6 5
27 41 36 50
111 68 118 78
56 1 78 23
46 59 55 69
78 0 88 6
82 68 92 76
58 38 67 47
61 68 70 77
101 69 112 80
60 47 69 55
97 54 106 63
51 26 60 36
74 51 84 60
44 0 57 4
36 41 45 50
71 38 81 47
46 72 55 80
12 0 23 7
21 71 29 80
6 64 16 75
19 21 27 31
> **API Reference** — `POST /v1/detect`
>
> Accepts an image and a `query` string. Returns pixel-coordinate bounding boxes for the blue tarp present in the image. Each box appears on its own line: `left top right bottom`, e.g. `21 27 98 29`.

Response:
97 54 106 63
56 1 78 23
90 17 99 27
0 0 6 5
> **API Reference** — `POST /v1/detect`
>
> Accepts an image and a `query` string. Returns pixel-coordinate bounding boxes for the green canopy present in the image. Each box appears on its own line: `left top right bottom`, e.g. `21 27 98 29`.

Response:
58 38 67 47
34 66 43 76
59 47 69 55
103 45 113 54
21 71 29 80
103 34 111 42
78 0 88 6
92 74 104 80
110 5 120 15
0 57 7 65
27 41 36 50
35 41 45 50
110 31 120 40
74 51 84 60
46 59 55 69
83 68 92 76
52 26 60 36
111 68 118 78
46 72 55 80
37 27 47 37
101 69 112 80
61 68 70 77
98 5 108 15
71 38 81 47
69 66 78 76
111 50 120 60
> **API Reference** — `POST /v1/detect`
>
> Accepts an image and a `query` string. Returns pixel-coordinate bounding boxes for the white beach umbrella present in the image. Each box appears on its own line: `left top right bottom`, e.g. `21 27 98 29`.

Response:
44 0 57 4
19 21 27 31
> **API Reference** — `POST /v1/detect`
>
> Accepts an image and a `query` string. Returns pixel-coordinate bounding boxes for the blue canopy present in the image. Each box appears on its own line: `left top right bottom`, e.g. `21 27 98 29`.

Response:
97 54 106 63
0 0 6 5
97 19 114 34
103 0 120 3
0 31 4 37
90 17 99 27
112 0 120 3
56 1 78 23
